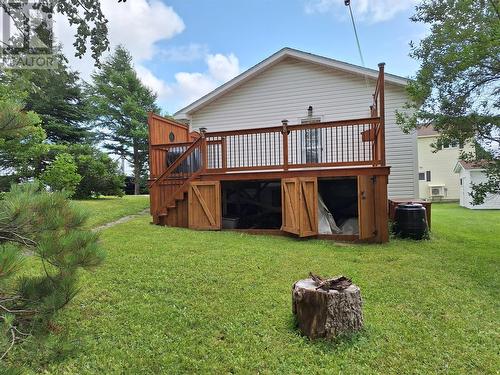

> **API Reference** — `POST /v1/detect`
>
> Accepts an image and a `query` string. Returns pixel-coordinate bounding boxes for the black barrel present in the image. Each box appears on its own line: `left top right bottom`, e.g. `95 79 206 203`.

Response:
394 203 428 240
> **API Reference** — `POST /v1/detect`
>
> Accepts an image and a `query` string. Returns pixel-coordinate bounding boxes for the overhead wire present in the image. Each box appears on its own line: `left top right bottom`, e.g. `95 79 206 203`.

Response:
344 1 371 92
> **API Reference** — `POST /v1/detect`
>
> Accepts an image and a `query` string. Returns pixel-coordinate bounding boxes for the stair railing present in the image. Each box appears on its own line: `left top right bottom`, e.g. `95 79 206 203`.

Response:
150 135 207 217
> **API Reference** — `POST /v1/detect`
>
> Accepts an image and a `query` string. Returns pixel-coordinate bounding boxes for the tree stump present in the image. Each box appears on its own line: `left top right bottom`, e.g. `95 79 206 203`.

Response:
292 278 363 339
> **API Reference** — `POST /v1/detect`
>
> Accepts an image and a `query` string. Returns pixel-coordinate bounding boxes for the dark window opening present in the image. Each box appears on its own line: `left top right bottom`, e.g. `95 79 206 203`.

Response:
221 180 281 229
419 172 425 181
426 171 431 182
318 178 358 234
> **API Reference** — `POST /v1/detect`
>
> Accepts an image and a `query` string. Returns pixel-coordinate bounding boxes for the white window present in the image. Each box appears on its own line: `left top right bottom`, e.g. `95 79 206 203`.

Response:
443 141 458 149
301 117 322 163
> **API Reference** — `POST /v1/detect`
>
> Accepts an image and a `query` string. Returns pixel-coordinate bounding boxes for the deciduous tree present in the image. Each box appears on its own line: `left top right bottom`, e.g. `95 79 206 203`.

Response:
0 0 125 64
40 153 81 196
398 0 500 204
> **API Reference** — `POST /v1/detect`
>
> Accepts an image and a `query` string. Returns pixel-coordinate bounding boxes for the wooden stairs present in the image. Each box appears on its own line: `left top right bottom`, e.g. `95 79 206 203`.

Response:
150 137 205 227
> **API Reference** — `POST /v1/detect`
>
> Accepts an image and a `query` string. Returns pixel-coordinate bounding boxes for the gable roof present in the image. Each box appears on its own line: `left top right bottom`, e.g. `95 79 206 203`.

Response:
417 125 439 137
454 160 490 173
174 47 409 119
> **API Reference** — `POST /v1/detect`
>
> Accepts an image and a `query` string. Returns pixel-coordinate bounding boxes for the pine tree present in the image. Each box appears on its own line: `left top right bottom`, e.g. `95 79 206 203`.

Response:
0 182 104 360
88 46 160 195
6 53 93 143
0 100 45 186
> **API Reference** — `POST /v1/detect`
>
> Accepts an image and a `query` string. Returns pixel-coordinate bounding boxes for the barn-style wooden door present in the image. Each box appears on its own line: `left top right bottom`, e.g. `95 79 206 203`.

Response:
188 181 221 230
281 177 318 237
357 175 376 240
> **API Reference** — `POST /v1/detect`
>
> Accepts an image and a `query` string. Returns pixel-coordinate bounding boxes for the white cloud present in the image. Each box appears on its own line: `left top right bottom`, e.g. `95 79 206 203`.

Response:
53 1 240 111
53 0 184 103
160 43 209 62
174 72 219 104
207 53 240 82
102 0 184 61
136 65 173 99
305 0 418 23
172 53 241 107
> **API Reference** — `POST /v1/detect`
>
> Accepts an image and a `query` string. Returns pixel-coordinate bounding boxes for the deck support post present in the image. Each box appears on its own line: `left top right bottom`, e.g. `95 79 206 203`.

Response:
221 136 227 170
282 119 289 170
200 128 208 171
378 63 386 167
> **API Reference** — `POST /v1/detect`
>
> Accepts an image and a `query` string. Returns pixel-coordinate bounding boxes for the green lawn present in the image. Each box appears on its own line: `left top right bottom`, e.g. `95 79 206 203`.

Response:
12 203 500 374
72 195 150 228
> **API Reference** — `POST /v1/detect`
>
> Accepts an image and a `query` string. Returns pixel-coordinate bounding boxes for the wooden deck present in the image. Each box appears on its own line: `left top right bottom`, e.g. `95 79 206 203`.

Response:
148 63 390 242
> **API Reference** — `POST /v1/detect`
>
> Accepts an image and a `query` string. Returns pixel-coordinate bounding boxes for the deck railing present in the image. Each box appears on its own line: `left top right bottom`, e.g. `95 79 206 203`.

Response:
149 137 205 215
202 117 382 173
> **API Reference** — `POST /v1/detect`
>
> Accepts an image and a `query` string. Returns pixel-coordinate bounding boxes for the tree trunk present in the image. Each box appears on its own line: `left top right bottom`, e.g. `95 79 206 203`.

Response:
292 278 363 339
133 143 140 195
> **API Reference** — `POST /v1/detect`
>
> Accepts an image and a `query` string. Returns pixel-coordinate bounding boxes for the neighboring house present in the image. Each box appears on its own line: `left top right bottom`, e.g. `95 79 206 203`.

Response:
417 126 474 201
454 161 500 209
147 48 418 243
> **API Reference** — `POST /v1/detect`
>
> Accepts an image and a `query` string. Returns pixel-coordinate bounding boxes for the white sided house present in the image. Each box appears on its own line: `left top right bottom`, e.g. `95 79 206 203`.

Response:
417 126 475 201
174 48 418 199
454 161 500 209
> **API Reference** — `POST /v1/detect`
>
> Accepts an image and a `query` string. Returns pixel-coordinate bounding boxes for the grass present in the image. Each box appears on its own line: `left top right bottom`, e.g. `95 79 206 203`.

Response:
71 195 150 228
11 203 500 374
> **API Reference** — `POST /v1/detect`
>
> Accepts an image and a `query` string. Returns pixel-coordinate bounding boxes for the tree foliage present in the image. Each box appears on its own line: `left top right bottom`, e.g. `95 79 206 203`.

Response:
40 153 81 196
0 183 104 361
88 46 159 195
0 1 125 64
398 0 500 204
0 99 45 185
69 144 124 199
10 54 93 143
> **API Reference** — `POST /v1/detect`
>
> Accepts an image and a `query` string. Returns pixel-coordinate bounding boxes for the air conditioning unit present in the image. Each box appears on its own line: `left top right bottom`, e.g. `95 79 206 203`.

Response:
429 185 445 198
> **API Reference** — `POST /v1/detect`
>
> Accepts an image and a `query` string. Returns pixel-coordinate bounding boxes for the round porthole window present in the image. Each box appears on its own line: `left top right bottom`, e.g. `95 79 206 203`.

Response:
169 131 175 142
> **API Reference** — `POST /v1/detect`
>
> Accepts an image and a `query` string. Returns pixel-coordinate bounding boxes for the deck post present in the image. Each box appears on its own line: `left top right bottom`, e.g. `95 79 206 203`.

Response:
221 136 227 170
200 128 208 171
378 63 386 167
282 119 289 170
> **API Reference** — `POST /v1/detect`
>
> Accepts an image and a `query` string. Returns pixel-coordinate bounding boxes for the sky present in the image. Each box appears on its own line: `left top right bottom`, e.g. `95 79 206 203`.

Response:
54 0 426 115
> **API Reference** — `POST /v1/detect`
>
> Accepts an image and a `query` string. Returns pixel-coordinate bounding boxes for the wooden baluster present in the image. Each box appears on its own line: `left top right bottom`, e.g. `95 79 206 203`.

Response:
282 120 289 170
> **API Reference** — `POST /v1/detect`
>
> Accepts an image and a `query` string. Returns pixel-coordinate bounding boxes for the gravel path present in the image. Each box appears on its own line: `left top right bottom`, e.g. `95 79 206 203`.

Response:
92 208 150 232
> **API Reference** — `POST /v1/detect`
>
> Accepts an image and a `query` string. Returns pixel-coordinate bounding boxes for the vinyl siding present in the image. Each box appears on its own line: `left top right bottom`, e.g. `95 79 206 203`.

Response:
184 57 417 198
418 136 475 200
459 169 500 209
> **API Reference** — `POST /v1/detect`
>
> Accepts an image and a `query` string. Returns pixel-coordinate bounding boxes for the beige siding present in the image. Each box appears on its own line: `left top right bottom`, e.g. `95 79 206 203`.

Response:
418 136 474 201
187 57 417 198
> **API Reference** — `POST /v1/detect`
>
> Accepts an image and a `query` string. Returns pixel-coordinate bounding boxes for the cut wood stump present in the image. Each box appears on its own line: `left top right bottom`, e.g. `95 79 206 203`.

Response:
292 275 363 339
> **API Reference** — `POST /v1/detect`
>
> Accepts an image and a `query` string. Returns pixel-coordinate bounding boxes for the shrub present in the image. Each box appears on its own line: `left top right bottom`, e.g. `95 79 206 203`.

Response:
0 182 104 361
69 145 124 198
40 153 81 196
